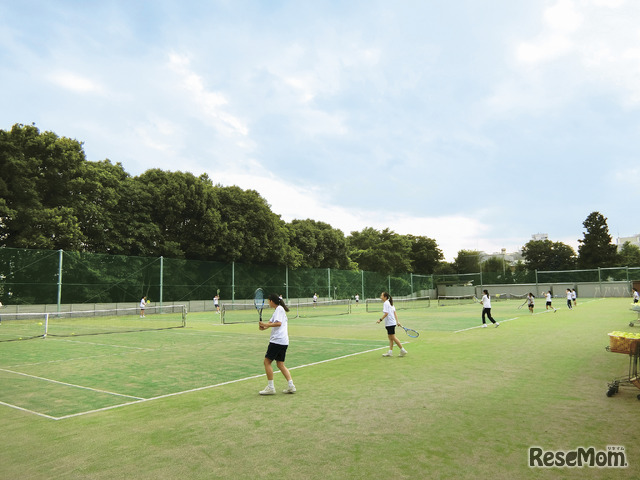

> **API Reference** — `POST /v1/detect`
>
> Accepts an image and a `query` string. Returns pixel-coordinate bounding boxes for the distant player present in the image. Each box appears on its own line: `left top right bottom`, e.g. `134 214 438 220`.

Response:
480 290 499 328
140 296 147 317
213 294 220 314
545 291 557 312
526 293 535 314
354 294 359 306
566 289 573 310
571 289 577 307
633 288 639 304
313 293 317 307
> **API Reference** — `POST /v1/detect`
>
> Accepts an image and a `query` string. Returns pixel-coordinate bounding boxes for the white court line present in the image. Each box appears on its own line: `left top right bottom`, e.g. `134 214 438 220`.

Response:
0 400 58 420
35 344 394 421
0 368 145 400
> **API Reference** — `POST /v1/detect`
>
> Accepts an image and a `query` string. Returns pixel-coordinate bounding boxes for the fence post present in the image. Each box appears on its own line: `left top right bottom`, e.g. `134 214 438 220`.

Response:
57 249 63 312
159 256 164 307
232 261 235 304
327 268 331 300
285 265 289 301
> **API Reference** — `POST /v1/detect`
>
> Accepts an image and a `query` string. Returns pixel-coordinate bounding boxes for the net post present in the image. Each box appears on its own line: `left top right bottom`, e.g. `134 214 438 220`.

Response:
44 313 49 338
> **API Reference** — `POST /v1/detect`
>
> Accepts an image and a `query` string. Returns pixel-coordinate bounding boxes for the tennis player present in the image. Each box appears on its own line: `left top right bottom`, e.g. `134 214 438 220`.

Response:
213 294 220 314
545 291 557 312
481 290 499 328
376 291 407 357
258 293 296 395
565 289 573 310
526 293 535 314
633 288 639 304
139 296 147 318
571 289 577 307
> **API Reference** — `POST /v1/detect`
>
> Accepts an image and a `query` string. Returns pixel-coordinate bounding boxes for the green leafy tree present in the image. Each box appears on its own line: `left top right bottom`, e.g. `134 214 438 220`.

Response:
522 240 577 271
134 170 225 260
453 250 481 274
287 219 352 269
617 242 640 267
577 211 617 268
0 124 87 249
407 235 443 274
347 227 411 274
213 186 293 265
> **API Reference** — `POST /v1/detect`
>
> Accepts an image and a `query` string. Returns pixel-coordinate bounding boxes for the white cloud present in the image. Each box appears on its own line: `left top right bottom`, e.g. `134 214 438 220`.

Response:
48 71 105 94
168 53 249 137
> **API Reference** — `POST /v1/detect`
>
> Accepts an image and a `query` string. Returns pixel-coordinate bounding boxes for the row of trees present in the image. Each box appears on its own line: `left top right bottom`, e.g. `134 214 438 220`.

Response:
0 124 443 274
2 124 638 275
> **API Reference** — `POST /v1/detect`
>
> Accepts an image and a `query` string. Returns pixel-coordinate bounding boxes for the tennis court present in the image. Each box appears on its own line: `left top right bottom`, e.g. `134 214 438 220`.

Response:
1 299 556 420
0 310 391 420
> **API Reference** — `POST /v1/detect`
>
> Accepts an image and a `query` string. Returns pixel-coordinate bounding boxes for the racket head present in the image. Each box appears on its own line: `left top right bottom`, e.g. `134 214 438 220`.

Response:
402 326 419 338
254 288 264 320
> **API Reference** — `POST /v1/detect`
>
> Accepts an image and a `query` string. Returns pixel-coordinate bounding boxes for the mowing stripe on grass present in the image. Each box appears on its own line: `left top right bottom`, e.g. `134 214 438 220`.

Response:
46 344 395 421
0 368 145 400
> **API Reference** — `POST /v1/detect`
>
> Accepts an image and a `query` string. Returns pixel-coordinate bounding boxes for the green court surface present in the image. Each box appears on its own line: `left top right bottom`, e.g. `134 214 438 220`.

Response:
1 299 639 479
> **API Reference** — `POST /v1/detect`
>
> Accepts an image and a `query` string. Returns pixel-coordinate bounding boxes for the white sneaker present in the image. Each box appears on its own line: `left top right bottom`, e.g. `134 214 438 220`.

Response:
283 385 296 394
382 351 393 357
495 323 500 328
481 324 488 328
259 386 276 395
399 349 407 357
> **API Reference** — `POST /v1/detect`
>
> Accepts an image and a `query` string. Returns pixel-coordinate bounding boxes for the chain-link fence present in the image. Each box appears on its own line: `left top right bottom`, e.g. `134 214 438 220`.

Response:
1 247 638 308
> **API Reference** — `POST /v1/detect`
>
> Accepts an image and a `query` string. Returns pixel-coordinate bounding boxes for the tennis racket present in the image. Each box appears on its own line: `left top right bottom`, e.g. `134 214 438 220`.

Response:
399 325 419 338
473 296 481 303
254 288 264 322
517 301 527 310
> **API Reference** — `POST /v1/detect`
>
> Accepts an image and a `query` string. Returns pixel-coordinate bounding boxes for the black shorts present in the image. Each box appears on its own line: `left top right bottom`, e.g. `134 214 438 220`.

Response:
385 325 396 335
634 299 638 304
546 301 552 306
265 342 288 362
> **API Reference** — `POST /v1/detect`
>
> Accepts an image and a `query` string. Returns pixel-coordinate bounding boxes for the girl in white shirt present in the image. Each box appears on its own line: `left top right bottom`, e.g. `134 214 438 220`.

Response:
376 291 408 357
526 293 535 314
545 291 557 312
481 290 499 328
258 294 296 395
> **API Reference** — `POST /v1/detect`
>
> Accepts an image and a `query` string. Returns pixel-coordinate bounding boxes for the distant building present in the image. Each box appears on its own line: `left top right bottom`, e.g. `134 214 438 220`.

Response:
617 234 640 250
480 248 523 265
531 233 548 241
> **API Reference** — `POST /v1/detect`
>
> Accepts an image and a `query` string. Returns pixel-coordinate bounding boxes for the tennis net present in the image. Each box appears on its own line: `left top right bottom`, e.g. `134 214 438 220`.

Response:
0 304 187 342
365 296 431 313
437 295 476 306
221 299 351 324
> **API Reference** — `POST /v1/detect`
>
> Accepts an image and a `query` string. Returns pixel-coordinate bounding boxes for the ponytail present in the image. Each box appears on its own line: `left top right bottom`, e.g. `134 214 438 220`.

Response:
268 293 290 312
381 291 394 306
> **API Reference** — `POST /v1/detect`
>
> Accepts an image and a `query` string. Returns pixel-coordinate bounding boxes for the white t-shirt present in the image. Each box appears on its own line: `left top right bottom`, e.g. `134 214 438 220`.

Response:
634 291 639 301
482 294 491 309
527 295 534 305
382 300 397 327
269 305 289 346
140 298 146 309
566 291 572 300
546 293 552 302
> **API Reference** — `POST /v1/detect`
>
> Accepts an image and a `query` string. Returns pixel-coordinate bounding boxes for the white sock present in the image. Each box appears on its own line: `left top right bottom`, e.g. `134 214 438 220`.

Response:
288 380 294 387
267 380 274 388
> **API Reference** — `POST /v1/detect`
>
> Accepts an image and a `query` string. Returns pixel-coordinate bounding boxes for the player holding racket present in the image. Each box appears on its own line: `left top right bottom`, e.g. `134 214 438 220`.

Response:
376 291 408 357
480 290 499 328
258 293 296 395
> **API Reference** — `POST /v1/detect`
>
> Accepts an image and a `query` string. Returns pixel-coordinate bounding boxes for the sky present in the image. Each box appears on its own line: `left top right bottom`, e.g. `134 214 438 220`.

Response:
1 0 639 261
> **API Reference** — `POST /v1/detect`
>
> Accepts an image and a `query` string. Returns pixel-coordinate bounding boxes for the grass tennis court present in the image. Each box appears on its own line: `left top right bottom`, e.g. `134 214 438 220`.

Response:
1 299 639 479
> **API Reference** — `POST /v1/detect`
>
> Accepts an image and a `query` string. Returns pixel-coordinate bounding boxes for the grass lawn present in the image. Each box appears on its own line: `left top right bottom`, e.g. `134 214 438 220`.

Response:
0 298 639 479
